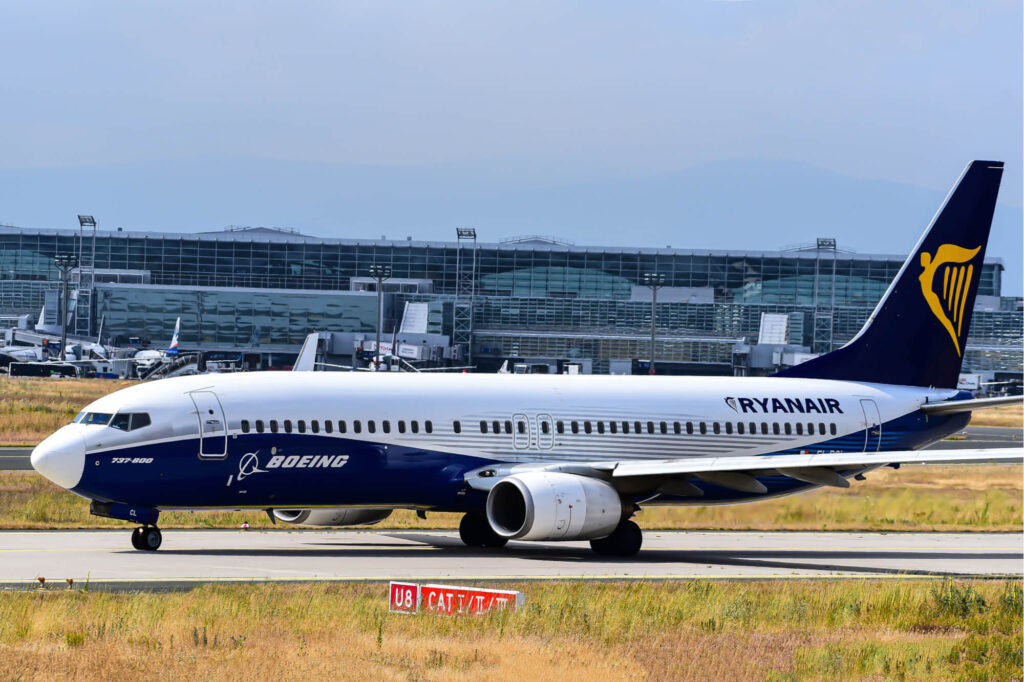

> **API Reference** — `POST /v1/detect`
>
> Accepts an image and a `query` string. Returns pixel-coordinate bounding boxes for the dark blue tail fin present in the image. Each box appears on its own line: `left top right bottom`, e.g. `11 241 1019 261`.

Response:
775 160 1004 388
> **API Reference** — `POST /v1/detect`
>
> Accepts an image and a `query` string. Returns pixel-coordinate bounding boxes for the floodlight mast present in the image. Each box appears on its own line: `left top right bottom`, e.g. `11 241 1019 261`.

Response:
54 254 79 362
368 265 392 370
642 273 666 375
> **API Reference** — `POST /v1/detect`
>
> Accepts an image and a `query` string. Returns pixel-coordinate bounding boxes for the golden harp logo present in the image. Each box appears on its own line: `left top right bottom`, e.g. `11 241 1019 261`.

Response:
918 244 981 356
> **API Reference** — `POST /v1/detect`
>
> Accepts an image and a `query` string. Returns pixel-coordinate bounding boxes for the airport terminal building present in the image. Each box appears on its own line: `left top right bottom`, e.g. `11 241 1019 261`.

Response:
0 224 1020 378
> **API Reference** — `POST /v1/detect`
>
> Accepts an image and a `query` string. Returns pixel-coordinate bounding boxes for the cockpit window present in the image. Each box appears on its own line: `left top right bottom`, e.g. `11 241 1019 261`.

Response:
73 412 86 423
110 413 131 431
81 412 114 425
107 412 153 431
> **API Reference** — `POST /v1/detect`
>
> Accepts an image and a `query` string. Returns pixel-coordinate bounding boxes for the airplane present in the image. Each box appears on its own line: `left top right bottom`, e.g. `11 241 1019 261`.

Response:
30 160 1023 555
132 317 181 371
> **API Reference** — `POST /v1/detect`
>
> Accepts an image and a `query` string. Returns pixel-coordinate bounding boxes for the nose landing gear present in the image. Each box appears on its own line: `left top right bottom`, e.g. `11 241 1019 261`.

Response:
131 526 162 551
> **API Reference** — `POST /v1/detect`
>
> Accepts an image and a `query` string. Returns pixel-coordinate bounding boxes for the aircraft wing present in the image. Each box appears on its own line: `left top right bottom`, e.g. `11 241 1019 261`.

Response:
920 395 1022 415
465 448 1022 492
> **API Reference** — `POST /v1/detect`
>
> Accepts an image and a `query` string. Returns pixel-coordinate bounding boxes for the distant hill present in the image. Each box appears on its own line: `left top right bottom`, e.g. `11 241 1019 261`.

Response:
0 157 1019 294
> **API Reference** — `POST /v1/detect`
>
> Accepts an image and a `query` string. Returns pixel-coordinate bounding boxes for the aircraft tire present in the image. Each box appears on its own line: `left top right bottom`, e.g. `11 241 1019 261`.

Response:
459 512 508 548
590 520 642 557
140 527 162 551
131 527 145 550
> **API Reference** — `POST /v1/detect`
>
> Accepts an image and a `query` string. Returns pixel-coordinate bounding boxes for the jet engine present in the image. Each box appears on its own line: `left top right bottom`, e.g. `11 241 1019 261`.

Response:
485 472 624 541
272 508 393 526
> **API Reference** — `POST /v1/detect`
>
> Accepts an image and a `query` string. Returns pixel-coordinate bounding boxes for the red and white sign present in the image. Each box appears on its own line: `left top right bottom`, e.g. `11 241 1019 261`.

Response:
389 581 420 613
388 582 523 615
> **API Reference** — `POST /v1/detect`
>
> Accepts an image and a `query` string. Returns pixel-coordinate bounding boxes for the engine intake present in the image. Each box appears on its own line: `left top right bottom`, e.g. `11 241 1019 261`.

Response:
272 508 392 527
486 472 624 541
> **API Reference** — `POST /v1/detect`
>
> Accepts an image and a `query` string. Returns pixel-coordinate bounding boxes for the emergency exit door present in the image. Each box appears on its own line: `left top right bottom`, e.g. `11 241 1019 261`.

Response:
860 399 881 452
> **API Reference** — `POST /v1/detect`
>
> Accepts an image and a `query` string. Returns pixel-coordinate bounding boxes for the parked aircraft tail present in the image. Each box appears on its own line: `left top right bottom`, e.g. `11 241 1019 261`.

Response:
167 317 180 355
775 160 1004 388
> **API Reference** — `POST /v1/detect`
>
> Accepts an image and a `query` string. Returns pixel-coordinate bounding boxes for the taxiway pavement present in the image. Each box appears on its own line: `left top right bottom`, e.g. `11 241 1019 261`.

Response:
0 530 1018 589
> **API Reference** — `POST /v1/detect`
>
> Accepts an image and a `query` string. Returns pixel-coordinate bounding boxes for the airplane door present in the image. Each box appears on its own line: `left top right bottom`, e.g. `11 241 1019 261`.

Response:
537 414 554 450
190 391 227 458
513 414 530 450
860 399 882 452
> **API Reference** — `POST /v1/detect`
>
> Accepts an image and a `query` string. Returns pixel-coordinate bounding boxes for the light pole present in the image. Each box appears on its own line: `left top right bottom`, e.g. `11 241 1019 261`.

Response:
642 273 666 375
54 254 79 362
368 264 392 370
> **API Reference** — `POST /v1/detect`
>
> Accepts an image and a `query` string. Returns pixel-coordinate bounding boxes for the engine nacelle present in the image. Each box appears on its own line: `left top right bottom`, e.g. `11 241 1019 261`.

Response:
486 472 624 541
272 508 393 527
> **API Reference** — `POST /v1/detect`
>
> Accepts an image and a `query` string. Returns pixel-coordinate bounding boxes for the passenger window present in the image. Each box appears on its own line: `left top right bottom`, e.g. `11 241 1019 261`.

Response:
339 420 347 433
634 421 642 434
571 421 580 434
584 421 592 434
382 421 390 434
425 421 433 433
725 422 733 435
411 421 419 433
311 420 319 434
270 420 279 434
829 423 837 435
698 422 706 435
479 420 487 434
660 421 668 434
353 420 361 434
646 421 654 434
397 420 406 434
110 413 131 431
761 423 768 435
686 422 694 435
367 420 376 433
516 421 525 434
597 421 605 435
556 421 565 434
504 420 512 434
297 420 306 434
737 422 745 435
130 413 151 431
541 421 551 434
255 420 264 433
622 421 630 434
241 419 250 434
284 420 292 434
610 421 618 434
795 423 803 435
713 422 721 435
453 420 462 434
673 422 681 435
806 422 814 435
492 420 500 434
784 423 792 435
819 422 826 435
773 423 781 435
324 420 333 434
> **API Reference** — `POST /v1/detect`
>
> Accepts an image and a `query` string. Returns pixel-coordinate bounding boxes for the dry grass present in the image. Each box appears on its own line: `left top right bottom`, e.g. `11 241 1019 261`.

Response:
0 580 1019 680
1 464 1020 531
0 377 138 446
967 404 1023 429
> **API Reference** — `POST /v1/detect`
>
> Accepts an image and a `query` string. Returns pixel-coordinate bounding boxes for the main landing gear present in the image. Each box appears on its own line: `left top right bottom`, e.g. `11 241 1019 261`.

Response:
131 525 162 551
590 519 642 557
458 511 508 548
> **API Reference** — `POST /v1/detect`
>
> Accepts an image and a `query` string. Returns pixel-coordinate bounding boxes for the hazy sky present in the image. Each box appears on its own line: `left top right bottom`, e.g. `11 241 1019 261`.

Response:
0 2 1020 278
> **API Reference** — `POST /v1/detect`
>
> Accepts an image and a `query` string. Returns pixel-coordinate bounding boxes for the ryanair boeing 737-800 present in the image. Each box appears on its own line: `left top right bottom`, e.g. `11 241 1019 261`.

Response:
30 160 1023 556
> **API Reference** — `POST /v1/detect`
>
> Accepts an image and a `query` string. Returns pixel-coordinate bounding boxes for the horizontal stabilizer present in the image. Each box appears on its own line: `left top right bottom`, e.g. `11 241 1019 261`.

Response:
921 395 1022 415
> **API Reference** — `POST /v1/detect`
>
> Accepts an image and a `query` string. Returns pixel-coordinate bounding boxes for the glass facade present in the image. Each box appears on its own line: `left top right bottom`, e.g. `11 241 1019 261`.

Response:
0 225 1018 374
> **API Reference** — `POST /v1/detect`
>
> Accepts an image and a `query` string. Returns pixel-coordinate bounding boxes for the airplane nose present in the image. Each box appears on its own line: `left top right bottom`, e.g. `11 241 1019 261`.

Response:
31 427 86 489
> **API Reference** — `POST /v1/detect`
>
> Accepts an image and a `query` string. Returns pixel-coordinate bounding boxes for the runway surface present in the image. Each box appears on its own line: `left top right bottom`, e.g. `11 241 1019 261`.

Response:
0 426 1020 471
0 530 1018 589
